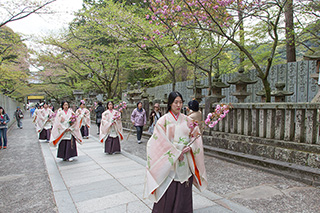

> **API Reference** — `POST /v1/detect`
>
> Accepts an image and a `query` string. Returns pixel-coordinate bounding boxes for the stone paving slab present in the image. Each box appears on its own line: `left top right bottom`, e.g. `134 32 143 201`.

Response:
40 129 255 213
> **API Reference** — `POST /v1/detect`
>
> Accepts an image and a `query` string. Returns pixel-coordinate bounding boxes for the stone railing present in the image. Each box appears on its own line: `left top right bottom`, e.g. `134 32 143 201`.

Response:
211 103 320 144
120 102 320 172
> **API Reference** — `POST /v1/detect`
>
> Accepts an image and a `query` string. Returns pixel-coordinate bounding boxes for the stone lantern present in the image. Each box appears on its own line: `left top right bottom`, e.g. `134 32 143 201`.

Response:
127 82 142 104
205 75 230 116
227 68 257 103
187 80 208 103
162 93 168 104
256 90 266 102
304 51 320 103
141 88 150 115
271 82 293 102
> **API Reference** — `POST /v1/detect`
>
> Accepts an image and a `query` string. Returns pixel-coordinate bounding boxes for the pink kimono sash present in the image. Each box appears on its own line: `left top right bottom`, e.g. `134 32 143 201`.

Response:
49 108 83 146
99 109 123 143
75 108 91 128
144 112 208 202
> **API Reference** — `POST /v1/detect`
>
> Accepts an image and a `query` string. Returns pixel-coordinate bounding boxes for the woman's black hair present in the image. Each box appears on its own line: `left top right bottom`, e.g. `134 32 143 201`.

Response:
79 101 85 106
98 102 103 106
0 106 5 114
106 101 114 109
167 91 184 113
136 101 142 108
60 101 69 109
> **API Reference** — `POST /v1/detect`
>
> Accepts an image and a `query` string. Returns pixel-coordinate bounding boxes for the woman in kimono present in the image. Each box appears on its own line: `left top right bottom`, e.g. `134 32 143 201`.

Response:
32 103 40 127
37 102 54 142
144 91 207 213
50 101 83 162
75 100 91 139
99 101 123 154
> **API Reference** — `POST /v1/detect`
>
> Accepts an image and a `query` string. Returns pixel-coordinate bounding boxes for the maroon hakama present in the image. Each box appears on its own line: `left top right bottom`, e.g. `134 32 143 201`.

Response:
57 138 78 160
80 125 89 137
152 176 193 213
39 129 51 141
104 136 121 154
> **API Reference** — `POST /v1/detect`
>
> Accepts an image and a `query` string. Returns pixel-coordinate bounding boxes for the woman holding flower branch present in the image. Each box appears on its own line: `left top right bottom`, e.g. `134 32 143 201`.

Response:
144 91 207 212
50 101 83 162
75 100 91 139
37 102 54 142
99 101 124 154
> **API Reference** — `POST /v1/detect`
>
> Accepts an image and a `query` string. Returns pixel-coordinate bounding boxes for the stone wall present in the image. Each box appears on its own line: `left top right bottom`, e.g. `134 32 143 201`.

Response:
143 60 318 103
0 94 24 128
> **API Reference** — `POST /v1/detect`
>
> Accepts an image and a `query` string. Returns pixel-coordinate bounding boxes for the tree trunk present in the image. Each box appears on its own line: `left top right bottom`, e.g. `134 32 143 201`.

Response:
172 70 176 91
285 0 296 62
262 78 271 102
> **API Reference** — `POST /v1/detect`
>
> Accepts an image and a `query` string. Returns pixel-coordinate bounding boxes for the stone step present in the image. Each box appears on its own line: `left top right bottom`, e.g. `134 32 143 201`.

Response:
204 145 320 186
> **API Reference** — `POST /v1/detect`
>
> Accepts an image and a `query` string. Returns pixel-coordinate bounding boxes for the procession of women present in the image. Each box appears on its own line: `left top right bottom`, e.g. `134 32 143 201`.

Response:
30 91 231 212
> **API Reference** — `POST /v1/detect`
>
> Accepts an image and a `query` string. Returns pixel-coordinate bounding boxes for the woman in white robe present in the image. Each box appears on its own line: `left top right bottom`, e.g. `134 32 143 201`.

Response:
50 101 83 162
144 91 207 213
99 101 123 154
37 102 54 142
75 100 91 139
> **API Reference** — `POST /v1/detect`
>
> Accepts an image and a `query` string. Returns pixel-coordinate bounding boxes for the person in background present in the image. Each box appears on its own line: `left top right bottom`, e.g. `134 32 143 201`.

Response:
0 106 10 149
50 101 83 162
187 100 203 134
75 100 91 139
95 102 105 135
14 106 24 129
99 101 123 154
131 101 147 144
30 106 36 117
144 91 207 212
148 103 161 134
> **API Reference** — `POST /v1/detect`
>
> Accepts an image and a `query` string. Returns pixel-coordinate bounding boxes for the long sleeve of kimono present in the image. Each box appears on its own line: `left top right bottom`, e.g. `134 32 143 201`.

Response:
49 109 83 146
144 117 182 202
99 110 123 143
144 113 208 202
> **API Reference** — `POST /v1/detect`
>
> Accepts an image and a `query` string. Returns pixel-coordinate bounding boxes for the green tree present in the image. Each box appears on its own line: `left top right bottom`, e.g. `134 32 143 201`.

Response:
0 26 30 98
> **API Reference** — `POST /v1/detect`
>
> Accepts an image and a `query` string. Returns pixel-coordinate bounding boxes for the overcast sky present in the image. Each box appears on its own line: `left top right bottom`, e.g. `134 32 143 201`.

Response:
6 0 83 43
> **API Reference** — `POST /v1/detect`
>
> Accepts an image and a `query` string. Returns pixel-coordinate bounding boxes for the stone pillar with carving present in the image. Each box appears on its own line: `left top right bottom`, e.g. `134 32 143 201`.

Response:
304 51 320 103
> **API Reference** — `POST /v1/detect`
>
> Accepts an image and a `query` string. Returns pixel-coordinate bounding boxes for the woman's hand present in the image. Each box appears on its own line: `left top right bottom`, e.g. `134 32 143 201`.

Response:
61 117 65 122
178 146 191 161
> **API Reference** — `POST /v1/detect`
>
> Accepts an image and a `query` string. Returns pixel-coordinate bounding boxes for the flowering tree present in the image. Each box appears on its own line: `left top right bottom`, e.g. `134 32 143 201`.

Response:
147 0 319 102
82 0 194 90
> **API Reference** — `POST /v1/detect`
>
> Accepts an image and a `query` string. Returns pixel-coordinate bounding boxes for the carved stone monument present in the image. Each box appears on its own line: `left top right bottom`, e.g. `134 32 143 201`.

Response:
304 51 320 103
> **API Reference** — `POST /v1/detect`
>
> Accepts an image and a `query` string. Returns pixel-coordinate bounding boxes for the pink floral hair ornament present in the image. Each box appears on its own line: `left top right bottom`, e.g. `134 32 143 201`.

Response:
80 100 85 105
